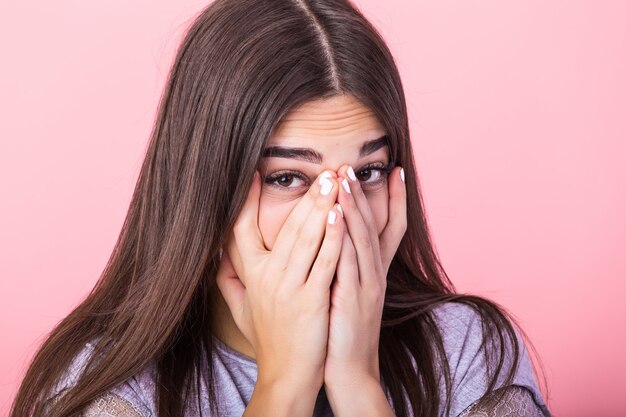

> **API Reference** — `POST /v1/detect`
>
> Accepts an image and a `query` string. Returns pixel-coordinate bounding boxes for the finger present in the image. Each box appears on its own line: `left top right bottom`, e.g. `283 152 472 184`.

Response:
214 250 245 324
282 175 340 287
338 165 381 258
379 167 407 270
270 170 338 272
226 170 266 287
306 203 345 292
334 226 359 291
230 170 265 254
336 177 380 289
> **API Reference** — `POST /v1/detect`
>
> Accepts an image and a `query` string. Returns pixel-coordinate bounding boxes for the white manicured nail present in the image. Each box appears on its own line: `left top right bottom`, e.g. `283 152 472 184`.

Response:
341 178 351 194
347 166 357 181
318 170 333 185
328 210 337 224
336 204 343 216
400 167 405 183
320 178 333 195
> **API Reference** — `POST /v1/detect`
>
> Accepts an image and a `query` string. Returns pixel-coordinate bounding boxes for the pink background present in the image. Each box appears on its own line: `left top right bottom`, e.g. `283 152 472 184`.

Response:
1 1 624 416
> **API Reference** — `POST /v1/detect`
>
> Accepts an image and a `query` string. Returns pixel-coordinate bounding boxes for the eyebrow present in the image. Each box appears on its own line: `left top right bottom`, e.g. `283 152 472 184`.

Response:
261 135 389 164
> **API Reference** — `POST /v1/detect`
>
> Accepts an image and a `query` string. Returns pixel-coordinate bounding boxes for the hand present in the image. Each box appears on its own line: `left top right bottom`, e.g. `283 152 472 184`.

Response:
215 169 345 390
323 165 407 388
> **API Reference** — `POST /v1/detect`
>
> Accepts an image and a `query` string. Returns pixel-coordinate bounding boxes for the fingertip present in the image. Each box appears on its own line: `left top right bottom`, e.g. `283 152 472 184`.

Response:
389 166 406 196
335 203 343 217
327 207 338 225
391 166 402 183
326 204 344 233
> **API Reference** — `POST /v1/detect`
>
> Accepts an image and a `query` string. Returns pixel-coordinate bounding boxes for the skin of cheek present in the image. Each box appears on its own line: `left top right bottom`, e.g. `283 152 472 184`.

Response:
257 184 389 252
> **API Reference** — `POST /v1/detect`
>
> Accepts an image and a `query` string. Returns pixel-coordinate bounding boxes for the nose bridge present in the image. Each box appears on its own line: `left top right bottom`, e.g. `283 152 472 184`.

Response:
320 158 353 178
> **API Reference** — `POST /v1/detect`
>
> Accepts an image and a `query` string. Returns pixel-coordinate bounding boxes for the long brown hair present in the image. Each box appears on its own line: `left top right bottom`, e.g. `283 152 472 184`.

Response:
11 0 548 416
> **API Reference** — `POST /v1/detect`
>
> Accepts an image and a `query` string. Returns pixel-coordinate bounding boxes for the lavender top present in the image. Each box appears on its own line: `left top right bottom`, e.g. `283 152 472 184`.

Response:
48 302 552 416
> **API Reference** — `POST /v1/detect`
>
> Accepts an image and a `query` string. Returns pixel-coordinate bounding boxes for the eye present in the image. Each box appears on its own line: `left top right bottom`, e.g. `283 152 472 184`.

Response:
357 167 381 183
356 162 393 188
263 171 309 191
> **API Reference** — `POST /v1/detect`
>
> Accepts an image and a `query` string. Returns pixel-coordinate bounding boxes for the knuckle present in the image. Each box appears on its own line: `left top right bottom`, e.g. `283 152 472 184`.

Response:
232 220 245 234
233 233 250 255
232 218 250 235
367 225 379 241
357 233 373 251
281 218 299 236
298 229 318 249
314 251 335 272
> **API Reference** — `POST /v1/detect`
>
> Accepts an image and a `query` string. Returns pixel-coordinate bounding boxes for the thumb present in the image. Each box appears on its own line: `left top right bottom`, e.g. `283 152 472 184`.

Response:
215 250 245 318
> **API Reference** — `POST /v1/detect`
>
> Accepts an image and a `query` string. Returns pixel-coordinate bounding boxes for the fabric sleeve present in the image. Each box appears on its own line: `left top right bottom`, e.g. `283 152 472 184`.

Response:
431 302 552 417
456 384 547 417
43 341 155 417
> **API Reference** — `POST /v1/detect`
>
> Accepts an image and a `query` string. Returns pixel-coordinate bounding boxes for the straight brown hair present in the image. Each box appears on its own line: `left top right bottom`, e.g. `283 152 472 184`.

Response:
10 0 548 416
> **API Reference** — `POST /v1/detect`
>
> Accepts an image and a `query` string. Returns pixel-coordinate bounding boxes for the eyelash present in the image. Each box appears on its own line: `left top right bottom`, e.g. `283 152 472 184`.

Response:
263 162 394 192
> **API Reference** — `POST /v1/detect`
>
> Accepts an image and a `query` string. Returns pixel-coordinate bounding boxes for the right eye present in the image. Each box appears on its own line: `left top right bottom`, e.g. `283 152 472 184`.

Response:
263 171 309 191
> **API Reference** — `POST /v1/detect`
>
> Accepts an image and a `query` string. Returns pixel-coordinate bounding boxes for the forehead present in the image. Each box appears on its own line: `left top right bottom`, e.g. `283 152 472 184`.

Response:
269 94 385 148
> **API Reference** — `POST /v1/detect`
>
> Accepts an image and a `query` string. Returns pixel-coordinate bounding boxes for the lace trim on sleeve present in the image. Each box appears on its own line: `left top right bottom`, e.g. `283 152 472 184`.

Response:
44 390 148 417
457 385 547 417
82 393 148 417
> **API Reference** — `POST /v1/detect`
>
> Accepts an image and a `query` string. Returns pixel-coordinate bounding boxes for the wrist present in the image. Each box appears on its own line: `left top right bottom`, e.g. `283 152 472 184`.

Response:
324 365 380 394
325 372 379 397
247 376 323 417
256 366 324 397
325 376 394 417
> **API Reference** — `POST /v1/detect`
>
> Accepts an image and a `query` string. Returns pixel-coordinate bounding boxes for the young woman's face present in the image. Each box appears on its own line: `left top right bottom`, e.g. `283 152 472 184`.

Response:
256 93 390 250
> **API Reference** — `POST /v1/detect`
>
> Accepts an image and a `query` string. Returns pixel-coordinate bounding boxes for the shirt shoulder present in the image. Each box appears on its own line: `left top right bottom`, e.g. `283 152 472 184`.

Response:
429 302 551 417
47 340 156 417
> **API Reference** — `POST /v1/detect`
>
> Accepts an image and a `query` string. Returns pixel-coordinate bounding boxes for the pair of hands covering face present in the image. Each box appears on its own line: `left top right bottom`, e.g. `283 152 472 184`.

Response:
215 164 407 394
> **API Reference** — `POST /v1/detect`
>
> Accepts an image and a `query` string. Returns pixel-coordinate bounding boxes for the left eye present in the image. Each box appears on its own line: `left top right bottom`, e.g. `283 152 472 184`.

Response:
356 167 383 183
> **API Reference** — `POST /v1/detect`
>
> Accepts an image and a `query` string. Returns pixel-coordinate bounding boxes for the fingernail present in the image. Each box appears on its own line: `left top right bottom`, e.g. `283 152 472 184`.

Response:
320 178 333 195
318 170 333 185
328 210 337 224
341 178 351 194
336 204 343 216
347 166 357 181
400 168 405 183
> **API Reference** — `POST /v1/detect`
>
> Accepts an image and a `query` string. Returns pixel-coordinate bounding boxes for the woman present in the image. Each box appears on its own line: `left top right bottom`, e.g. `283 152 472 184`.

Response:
10 0 552 416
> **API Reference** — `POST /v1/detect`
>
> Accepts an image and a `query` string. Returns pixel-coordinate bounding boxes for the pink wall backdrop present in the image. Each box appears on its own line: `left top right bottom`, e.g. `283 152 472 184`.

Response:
1 1 624 416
